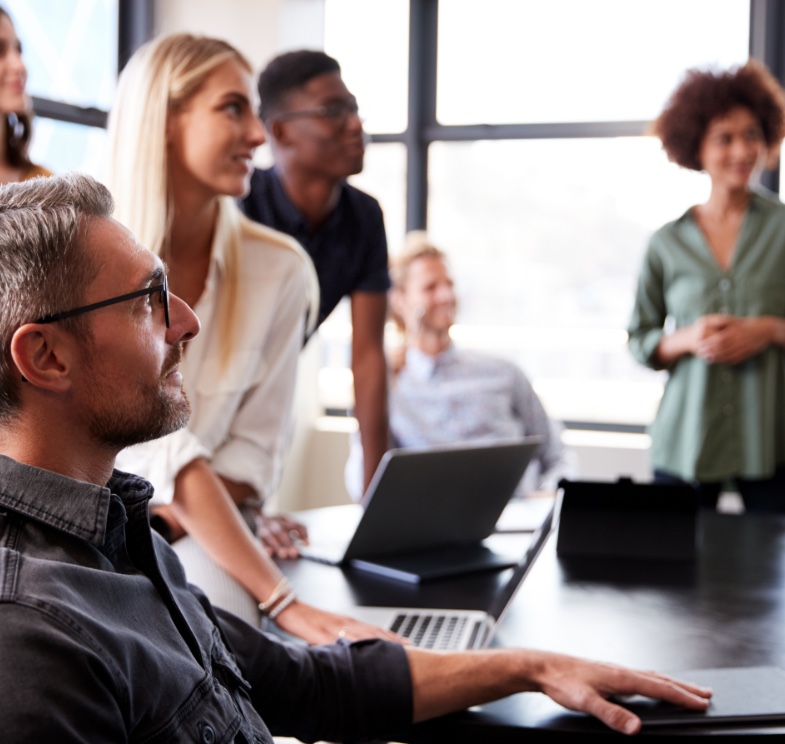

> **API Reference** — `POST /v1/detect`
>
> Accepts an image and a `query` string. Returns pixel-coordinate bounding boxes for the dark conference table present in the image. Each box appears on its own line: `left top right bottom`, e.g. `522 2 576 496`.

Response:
280 506 785 740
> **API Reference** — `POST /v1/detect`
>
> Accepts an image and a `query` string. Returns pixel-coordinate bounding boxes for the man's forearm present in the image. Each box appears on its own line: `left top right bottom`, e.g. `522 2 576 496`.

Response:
407 647 536 721
350 291 390 493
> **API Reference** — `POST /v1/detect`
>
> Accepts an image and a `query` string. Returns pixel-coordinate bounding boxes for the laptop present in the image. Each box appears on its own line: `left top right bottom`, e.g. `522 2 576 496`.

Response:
347 506 553 649
299 438 543 582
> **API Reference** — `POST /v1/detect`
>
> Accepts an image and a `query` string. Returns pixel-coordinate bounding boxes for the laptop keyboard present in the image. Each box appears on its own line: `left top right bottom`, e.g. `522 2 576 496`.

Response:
390 611 469 649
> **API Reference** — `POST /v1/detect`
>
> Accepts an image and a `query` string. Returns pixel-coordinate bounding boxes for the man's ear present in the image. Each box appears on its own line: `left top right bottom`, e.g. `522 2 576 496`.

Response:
10 324 75 394
766 144 780 170
268 118 288 146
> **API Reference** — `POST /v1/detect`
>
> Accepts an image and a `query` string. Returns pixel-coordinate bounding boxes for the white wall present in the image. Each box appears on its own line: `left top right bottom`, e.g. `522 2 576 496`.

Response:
155 0 325 71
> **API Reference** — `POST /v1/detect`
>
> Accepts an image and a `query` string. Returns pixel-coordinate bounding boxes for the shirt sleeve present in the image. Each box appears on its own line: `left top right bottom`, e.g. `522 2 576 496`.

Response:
628 237 667 370
209 254 310 500
116 429 211 505
213 606 413 743
353 198 391 294
0 604 127 743
510 366 575 492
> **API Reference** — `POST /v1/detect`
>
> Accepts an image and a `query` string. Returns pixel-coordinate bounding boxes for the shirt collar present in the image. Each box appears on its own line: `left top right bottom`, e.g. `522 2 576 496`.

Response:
404 344 457 380
268 166 310 235
0 454 154 547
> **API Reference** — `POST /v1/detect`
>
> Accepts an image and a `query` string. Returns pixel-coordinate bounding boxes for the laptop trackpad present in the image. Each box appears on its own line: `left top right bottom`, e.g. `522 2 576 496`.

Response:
349 544 517 583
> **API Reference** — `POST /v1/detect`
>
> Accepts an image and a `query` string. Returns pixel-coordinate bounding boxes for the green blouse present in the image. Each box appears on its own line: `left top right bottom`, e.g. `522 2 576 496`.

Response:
628 191 785 482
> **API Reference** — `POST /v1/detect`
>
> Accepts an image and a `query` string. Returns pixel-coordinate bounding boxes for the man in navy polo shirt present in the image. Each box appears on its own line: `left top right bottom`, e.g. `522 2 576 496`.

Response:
241 50 388 496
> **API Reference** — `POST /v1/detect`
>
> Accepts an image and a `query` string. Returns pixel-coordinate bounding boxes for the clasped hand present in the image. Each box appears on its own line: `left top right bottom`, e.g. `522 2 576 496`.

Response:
690 313 773 365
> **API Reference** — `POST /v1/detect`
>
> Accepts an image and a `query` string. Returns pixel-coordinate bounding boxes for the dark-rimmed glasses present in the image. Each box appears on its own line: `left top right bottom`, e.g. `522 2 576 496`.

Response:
273 99 362 128
35 275 170 328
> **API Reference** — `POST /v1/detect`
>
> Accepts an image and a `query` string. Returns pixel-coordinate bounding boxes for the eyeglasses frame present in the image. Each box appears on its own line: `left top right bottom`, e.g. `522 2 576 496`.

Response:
35 275 170 328
272 99 362 127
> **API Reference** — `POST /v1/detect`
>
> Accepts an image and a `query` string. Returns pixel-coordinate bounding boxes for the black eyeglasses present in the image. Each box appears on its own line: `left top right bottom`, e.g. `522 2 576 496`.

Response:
35 275 170 328
273 99 362 128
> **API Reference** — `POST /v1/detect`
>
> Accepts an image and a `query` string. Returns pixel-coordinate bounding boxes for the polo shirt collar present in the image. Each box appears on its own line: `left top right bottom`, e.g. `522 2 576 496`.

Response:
268 166 310 235
267 166 347 239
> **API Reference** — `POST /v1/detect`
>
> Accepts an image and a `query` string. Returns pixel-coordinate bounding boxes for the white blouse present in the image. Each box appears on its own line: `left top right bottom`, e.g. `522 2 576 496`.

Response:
116 199 316 505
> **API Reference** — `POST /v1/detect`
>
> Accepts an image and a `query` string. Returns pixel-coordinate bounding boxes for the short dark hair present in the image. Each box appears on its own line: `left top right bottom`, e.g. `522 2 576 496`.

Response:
0 173 108 420
258 49 341 123
653 60 785 171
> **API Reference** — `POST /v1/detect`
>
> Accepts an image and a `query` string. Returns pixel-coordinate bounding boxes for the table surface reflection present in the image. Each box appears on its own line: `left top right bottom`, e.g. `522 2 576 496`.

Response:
281 507 785 740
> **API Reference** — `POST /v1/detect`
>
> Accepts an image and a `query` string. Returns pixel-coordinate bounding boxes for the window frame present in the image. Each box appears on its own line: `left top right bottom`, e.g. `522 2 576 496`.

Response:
371 0 782 233
358 0 784 432
29 0 152 131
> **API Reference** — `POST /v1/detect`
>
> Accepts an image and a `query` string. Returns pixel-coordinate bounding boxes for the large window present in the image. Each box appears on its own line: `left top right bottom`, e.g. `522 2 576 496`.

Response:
437 0 749 125
8 0 155 178
6 0 120 177
322 0 773 429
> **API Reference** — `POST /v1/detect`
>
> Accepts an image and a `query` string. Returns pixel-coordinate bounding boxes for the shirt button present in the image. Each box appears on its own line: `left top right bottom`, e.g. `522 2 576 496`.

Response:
724 404 734 416
722 371 733 383
719 278 731 291
201 724 216 744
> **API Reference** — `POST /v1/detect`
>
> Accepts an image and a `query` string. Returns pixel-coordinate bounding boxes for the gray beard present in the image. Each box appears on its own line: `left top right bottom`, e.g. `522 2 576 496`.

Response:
85 384 191 451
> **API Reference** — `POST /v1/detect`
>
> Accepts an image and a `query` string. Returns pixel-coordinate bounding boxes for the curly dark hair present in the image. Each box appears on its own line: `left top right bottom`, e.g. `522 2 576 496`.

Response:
652 60 785 171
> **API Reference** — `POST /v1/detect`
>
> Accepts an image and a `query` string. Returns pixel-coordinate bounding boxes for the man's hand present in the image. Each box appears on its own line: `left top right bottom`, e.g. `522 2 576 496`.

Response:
527 651 712 735
407 647 711 735
273 600 405 645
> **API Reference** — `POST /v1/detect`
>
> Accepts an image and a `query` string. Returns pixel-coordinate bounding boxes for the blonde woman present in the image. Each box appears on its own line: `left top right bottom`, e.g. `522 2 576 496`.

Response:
108 33 393 643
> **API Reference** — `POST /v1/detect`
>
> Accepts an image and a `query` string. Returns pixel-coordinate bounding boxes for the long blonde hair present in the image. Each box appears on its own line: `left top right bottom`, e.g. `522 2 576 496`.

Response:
106 33 317 361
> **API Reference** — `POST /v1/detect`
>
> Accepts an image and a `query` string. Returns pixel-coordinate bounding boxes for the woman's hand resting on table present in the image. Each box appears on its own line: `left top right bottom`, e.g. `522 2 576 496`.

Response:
274 599 406 644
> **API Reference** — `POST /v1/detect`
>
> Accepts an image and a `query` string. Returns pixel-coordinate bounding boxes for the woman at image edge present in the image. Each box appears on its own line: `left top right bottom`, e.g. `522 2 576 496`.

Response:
108 33 394 642
0 6 50 184
629 60 785 509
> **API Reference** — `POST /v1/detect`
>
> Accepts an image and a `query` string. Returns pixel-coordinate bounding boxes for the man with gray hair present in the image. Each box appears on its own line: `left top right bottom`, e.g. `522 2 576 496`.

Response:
0 173 710 741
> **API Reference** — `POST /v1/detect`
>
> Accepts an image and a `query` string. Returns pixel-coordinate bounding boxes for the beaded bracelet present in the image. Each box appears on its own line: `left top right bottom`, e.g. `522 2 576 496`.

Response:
257 578 291 614
267 589 297 621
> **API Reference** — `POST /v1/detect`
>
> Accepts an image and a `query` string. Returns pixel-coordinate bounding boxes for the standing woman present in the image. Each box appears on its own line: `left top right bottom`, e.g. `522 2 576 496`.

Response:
108 33 392 642
0 6 50 183
629 61 785 510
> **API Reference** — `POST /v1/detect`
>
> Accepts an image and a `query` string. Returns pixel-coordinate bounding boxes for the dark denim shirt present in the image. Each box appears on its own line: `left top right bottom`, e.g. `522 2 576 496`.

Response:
241 167 391 329
0 456 411 743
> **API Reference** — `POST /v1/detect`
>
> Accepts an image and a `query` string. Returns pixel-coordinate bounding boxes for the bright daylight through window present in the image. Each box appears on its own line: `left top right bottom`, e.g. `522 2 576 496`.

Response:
322 0 752 430
7 0 116 176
